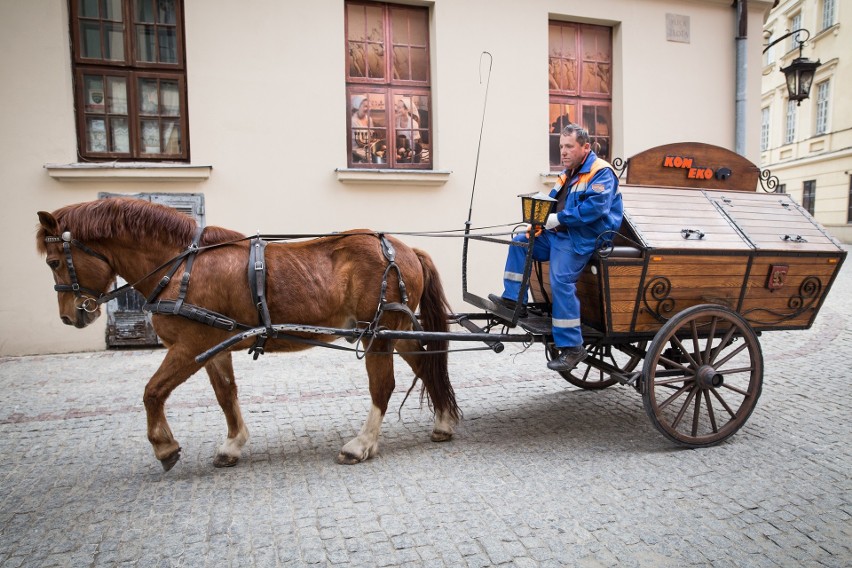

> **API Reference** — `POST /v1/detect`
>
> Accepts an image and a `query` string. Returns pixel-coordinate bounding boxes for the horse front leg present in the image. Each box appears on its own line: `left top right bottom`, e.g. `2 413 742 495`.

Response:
143 346 204 471
205 352 249 468
338 340 396 465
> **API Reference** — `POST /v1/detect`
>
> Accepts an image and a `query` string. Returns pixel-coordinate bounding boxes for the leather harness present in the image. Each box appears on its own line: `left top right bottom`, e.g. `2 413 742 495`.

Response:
45 229 421 358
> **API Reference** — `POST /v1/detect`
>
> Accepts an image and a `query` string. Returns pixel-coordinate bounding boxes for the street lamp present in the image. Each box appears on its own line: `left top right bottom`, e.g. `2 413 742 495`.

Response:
764 29 821 106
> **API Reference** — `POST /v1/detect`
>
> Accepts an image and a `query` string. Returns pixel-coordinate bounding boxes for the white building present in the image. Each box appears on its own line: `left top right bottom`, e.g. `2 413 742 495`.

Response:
760 0 851 242
1 0 774 356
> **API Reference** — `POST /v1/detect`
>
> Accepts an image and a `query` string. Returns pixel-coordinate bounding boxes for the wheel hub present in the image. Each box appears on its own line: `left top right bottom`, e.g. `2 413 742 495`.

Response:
696 365 724 389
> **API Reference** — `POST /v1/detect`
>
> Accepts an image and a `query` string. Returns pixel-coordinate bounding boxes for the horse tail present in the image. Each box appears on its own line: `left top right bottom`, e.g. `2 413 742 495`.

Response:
413 248 460 422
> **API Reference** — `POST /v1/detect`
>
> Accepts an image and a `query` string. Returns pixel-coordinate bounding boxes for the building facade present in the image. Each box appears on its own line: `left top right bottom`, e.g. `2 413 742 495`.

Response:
2 0 774 356
760 0 851 242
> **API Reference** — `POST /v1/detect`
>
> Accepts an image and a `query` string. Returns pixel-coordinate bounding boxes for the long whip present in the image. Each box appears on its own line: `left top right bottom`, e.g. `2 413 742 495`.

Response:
465 51 493 232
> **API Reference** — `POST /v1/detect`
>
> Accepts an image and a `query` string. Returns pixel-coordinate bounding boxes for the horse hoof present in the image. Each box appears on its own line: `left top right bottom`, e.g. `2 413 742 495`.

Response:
213 453 239 468
160 448 181 471
431 430 453 443
336 451 365 465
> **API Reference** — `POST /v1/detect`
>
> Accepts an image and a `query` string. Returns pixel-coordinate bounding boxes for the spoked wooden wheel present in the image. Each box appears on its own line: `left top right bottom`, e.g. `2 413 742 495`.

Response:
548 340 646 390
642 304 763 447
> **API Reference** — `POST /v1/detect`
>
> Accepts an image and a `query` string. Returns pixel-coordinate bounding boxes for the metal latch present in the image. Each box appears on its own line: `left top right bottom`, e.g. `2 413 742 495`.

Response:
681 228 705 240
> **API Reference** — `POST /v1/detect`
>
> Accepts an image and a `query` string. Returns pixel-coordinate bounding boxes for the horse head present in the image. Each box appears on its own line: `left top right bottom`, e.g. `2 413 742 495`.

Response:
37 210 116 328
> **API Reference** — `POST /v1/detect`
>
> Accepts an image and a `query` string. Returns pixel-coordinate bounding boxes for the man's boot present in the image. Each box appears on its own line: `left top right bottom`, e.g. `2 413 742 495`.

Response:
547 345 587 371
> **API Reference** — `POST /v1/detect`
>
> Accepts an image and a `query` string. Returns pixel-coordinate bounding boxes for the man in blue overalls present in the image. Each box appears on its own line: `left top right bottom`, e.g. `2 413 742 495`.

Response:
489 124 623 371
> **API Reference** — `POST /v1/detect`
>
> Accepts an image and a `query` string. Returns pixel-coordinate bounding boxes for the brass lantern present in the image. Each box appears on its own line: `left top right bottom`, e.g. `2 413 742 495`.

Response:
519 192 556 225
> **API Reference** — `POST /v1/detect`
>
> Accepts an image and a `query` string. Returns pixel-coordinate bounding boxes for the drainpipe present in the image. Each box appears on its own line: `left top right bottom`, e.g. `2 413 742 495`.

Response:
734 0 748 156
735 0 748 156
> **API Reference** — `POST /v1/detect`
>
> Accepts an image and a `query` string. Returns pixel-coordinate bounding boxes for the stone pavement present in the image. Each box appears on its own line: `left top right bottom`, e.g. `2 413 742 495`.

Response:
1 250 850 567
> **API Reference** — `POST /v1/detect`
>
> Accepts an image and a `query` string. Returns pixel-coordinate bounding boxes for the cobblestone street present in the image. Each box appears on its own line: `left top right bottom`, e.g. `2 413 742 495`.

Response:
1 250 850 567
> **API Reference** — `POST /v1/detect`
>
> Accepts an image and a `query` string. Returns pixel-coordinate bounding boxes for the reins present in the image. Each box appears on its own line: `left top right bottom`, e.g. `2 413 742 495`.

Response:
44 223 524 359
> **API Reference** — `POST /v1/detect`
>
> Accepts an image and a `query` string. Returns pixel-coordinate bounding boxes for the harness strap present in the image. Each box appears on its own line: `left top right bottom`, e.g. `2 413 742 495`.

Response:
144 300 249 332
247 237 276 359
144 226 204 305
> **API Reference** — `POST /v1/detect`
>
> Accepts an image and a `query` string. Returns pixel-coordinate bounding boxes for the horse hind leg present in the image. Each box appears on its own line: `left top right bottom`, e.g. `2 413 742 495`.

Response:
397 339 458 443
205 352 249 468
338 341 396 465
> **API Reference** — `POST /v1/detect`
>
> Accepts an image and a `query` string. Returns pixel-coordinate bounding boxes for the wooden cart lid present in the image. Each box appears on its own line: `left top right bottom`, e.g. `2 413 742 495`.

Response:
620 185 845 253
620 185 752 251
704 190 845 253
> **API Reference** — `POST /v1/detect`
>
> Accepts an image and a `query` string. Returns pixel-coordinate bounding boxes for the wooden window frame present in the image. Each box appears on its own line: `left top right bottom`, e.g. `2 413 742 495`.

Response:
345 1 433 170
548 21 613 171
69 0 189 161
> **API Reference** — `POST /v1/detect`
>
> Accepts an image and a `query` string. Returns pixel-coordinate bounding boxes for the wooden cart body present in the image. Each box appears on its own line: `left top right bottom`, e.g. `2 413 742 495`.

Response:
533 143 847 339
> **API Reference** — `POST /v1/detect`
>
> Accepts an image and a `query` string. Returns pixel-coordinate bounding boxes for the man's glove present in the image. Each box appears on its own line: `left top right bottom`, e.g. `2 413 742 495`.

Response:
544 213 560 230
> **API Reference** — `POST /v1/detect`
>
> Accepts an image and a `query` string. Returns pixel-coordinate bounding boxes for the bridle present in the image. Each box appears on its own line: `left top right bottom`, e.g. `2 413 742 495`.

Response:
44 231 115 313
44 227 209 314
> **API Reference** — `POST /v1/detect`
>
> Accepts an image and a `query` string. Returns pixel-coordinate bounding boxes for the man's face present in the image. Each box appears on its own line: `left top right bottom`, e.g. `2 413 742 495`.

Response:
559 132 590 172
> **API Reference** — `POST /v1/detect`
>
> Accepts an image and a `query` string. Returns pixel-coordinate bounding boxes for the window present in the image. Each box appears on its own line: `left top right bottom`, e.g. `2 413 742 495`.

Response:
785 99 796 144
802 180 816 215
764 31 776 66
548 21 612 171
822 0 837 30
789 13 802 52
345 2 432 169
70 0 188 161
815 80 830 135
761 107 770 151
848 177 852 223
777 183 786 194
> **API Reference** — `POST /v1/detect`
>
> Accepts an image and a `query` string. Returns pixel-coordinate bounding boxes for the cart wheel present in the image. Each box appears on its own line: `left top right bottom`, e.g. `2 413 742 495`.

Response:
642 304 763 447
548 340 646 390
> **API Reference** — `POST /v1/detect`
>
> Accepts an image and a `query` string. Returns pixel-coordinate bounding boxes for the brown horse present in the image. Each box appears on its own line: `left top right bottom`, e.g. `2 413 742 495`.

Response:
36 198 459 470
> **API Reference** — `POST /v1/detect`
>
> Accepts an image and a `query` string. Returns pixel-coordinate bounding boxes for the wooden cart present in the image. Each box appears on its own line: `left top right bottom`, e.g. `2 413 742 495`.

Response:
462 142 846 447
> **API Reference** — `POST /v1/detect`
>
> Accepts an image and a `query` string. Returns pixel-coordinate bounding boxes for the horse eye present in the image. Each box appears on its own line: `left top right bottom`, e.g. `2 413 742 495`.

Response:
47 259 60 270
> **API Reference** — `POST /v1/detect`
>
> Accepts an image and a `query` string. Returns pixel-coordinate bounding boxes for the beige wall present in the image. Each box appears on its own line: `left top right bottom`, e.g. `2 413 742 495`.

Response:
1 0 773 356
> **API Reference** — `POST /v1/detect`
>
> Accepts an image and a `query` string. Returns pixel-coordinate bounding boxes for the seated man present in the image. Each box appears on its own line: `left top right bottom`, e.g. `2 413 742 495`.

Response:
490 123 623 371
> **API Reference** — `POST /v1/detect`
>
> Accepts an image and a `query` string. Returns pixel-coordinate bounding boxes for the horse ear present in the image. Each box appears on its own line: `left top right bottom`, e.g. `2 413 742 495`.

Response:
38 211 59 233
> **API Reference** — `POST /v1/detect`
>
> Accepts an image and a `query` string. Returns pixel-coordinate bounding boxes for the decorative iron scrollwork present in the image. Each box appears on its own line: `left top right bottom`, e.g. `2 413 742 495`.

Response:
612 157 627 179
642 276 676 323
743 275 823 325
759 168 781 193
594 230 643 259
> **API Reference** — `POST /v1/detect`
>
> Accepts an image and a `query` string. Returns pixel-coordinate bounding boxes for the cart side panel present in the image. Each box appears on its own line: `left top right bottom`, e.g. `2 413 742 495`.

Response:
602 260 645 334
630 252 751 333
740 254 845 331
530 262 606 330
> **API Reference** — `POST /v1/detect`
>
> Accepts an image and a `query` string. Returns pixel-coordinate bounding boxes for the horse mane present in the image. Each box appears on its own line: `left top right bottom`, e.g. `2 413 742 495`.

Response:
37 198 245 253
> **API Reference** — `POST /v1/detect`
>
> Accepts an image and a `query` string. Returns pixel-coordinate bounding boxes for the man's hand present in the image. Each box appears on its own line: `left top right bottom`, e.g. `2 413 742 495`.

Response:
525 224 543 239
